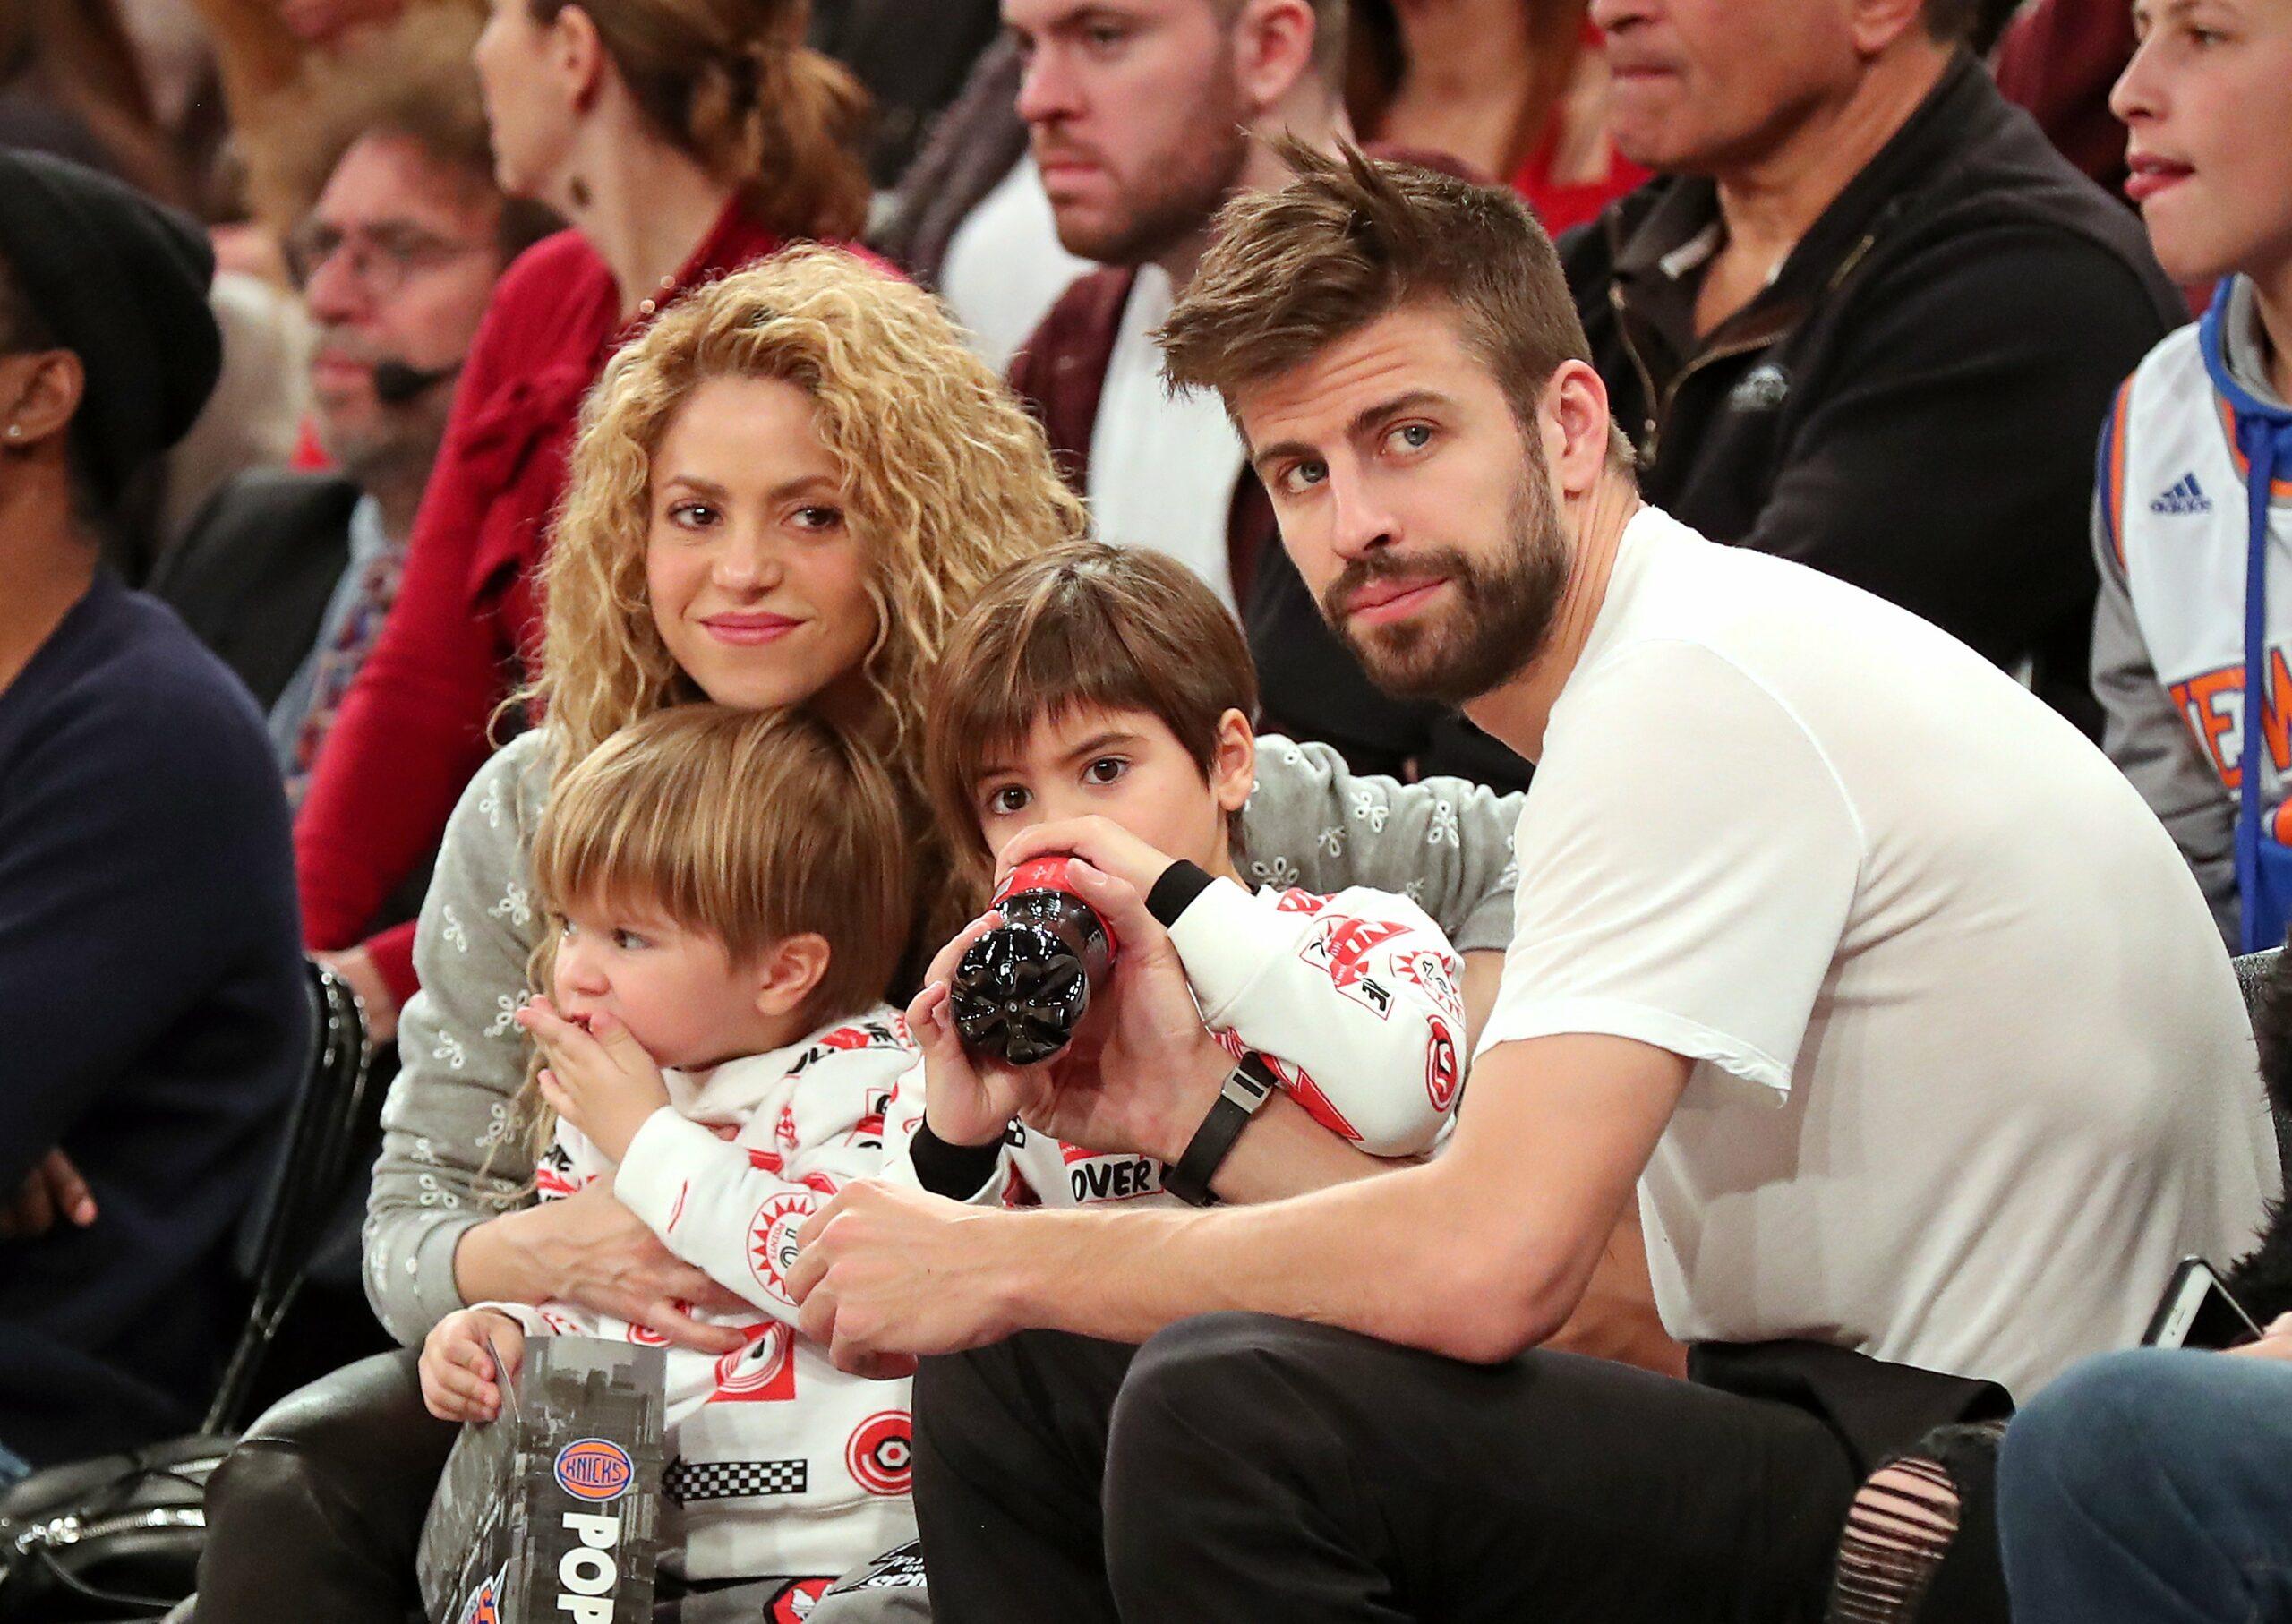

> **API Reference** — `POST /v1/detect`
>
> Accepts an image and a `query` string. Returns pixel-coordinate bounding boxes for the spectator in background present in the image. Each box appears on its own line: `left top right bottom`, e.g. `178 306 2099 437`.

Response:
289 0 873 1045
1371 0 1647 236
1992 0 2140 201
1008 0 1532 788
154 9 553 814
2089 0 2292 955
0 0 306 578
0 151 304 1474
1571 0 2182 734
0 0 211 213
873 35 1090 372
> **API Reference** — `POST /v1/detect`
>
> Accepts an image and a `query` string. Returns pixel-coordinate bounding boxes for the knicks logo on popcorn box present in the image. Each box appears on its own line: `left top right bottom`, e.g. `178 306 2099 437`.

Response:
554 1438 636 1503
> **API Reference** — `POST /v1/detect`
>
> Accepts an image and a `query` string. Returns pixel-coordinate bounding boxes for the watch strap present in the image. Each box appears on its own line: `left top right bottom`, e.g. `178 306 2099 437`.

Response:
1164 1052 1278 1207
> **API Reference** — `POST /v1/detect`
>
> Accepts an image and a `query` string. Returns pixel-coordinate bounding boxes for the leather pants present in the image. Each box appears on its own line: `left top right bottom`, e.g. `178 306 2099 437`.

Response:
196 1349 456 1622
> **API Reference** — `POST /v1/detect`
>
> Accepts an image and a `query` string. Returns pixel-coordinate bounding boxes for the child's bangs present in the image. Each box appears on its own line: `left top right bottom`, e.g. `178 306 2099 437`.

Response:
953 590 1179 781
532 763 740 944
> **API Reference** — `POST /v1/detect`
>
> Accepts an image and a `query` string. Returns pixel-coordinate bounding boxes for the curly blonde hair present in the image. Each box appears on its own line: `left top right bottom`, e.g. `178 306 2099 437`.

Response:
530 245 1086 936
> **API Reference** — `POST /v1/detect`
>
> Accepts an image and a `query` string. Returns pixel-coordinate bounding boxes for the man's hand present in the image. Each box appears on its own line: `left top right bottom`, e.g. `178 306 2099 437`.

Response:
994 816 1181 899
420 1306 526 1423
481 1179 748 1354
517 997 671 1163
790 1181 1024 1376
316 945 399 1044
0 1150 98 1242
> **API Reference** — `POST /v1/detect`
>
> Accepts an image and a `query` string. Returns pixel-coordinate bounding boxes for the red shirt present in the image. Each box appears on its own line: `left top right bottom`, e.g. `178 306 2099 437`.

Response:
1509 21 1649 238
1511 132 1648 239
294 201 791 999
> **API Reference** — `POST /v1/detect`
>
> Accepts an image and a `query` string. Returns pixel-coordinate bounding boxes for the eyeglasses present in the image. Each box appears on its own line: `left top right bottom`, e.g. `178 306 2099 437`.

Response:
285 220 495 299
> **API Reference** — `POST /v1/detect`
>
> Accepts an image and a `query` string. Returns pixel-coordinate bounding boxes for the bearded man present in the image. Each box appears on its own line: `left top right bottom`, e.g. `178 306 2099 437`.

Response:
790 150 2280 1624
1004 0 1527 786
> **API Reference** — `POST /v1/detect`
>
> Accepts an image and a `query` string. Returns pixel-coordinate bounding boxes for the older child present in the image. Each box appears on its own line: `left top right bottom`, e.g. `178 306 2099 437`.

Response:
888 543 1471 1210
2095 0 2292 953
415 704 918 1595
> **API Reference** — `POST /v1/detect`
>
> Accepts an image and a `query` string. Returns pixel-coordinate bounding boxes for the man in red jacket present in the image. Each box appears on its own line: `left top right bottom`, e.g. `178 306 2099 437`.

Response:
1005 0 1529 787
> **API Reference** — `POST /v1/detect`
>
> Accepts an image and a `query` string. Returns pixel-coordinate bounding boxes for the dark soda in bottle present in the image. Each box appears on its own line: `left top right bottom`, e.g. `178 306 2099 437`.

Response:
948 856 1118 1064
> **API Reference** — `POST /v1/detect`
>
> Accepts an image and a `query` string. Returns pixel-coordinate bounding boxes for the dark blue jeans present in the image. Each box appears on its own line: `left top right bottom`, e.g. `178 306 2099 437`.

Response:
1999 1346 2292 1623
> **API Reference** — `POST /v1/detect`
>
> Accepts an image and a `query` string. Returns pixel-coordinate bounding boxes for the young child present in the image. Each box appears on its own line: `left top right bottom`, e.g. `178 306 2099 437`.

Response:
415 705 919 1595
2096 0 2292 953
888 542 1473 1210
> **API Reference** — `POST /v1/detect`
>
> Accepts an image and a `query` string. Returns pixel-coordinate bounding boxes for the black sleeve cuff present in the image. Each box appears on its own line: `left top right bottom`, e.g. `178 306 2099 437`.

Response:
1145 859 1216 927
908 1122 1005 1201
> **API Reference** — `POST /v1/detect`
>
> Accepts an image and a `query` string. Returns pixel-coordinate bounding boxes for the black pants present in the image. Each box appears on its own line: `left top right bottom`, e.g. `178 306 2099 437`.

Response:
914 1312 1864 1624
198 1348 454 1624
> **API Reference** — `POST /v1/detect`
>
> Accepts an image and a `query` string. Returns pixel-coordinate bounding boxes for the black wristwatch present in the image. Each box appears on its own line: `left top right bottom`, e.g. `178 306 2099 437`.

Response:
1163 1052 1279 1207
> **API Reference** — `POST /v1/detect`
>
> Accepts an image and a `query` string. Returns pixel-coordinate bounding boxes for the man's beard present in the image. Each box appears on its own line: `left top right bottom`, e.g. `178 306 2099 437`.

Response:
1044 94 1251 267
1317 455 1570 708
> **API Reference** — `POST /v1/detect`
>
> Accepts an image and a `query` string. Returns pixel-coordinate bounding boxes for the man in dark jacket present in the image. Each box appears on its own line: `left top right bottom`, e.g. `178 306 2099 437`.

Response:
1569 0 2182 732
0 151 305 1472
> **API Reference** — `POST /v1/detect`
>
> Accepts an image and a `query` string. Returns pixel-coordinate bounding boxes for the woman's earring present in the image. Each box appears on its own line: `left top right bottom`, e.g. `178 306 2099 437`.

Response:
4 424 21 440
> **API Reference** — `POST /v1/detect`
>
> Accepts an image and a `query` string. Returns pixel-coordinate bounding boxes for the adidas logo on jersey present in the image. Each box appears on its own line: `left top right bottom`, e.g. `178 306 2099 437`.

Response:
2150 472 2213 515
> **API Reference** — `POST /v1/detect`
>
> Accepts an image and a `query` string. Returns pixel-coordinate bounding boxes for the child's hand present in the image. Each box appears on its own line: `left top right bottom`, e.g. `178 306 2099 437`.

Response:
420 1307 526 1423
994 816 1178 900
906 919 1049 1148
517 996 671 1162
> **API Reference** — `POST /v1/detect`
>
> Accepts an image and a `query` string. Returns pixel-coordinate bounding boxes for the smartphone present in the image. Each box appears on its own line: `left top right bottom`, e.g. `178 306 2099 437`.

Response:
2141 1255 2263 1350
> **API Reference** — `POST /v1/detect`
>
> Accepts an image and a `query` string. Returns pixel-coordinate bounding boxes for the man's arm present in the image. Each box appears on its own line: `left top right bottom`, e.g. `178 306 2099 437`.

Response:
795 1031 1689 1366
798 641 1859 1372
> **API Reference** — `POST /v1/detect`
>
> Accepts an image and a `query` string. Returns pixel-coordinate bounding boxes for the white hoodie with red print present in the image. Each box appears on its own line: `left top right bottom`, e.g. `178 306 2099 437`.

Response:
480 1011 918 1585
884 875 1470 1209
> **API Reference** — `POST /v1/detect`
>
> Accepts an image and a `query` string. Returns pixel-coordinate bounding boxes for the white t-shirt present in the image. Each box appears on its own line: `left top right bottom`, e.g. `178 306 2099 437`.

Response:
1084 266 1248 611
939 156 1092 375
1477 505 2280 1400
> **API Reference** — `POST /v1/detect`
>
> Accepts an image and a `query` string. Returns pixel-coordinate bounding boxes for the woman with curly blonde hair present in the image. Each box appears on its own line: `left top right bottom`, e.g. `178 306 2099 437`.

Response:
201 245 1536 1619
293 0 879 1047
534 244 1061 850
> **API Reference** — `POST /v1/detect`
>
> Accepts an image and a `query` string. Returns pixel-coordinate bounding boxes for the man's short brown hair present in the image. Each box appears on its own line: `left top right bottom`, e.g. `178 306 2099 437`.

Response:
1159 141 1608 450
923 543 1258 873
243 6 555 261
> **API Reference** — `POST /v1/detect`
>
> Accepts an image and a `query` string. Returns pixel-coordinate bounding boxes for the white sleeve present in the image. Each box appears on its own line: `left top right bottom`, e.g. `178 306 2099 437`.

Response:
1167 879 1467 1156
612 1040 915 1323
1476 642 1862 1104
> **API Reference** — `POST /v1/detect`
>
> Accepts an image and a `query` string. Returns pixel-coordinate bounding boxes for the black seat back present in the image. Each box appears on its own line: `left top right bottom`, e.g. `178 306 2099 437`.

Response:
202 961 374 1434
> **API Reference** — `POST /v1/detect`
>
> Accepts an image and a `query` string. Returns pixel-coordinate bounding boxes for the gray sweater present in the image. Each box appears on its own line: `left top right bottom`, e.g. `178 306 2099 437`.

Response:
362 726 1526 1345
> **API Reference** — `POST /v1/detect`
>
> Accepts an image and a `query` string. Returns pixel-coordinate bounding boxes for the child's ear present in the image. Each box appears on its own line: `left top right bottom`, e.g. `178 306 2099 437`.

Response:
753 933 833 1020
1209 709 1256 815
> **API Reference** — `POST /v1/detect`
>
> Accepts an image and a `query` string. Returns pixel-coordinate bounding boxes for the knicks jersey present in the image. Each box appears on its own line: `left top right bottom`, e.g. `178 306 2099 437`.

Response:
2104 308 2292 948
